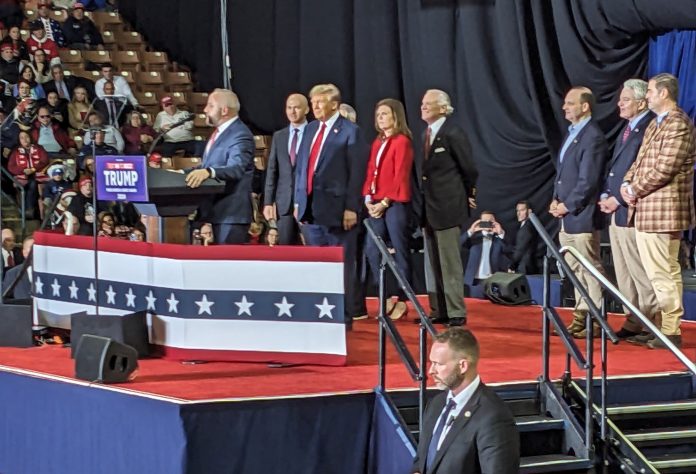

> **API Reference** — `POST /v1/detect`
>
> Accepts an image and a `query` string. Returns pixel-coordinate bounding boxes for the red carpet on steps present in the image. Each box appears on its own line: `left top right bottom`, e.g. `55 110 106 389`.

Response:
0 298 694 401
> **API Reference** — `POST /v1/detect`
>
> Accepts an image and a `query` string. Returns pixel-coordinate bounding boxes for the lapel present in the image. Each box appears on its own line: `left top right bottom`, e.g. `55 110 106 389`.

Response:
634 116 661 166
429 385 484 472
610 112 654 168
204 119 235 166
428 118 450 161
314 116 344 175
558 120 591 172
277 127 291 165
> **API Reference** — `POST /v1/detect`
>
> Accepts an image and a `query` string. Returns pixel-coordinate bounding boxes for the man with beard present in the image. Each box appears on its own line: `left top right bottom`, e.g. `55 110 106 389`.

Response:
413 328 519 474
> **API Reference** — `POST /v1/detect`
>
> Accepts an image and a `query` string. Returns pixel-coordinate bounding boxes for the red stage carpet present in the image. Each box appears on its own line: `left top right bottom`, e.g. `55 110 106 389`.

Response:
1 299 694 401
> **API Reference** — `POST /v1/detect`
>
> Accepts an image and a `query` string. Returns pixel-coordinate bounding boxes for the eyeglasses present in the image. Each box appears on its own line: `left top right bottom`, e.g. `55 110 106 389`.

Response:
39 115 51 118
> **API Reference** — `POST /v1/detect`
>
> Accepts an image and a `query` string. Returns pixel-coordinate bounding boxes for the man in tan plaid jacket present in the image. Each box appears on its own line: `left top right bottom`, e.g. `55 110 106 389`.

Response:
622 73 696 350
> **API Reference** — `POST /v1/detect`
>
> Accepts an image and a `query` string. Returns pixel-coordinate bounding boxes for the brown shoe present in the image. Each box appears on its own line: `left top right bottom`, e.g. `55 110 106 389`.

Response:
567 320 585 334
389 301 408 321
573 325 601 339
647 334 682 350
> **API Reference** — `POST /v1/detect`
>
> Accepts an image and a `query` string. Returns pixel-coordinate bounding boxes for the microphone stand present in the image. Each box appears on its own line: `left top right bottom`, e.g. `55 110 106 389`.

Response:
88 127 100 316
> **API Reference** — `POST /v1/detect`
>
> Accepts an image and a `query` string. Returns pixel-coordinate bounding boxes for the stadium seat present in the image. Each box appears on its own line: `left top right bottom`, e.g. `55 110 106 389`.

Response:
113 50 141 74
83 50 112 68
164 71 193 93
114 31 145 52
91 11 124 32
188 92 209 113
136 71 165 94
59 49 84 69
170 92 188 109
172 157 202 170
143 51 169 72
102 31 116 51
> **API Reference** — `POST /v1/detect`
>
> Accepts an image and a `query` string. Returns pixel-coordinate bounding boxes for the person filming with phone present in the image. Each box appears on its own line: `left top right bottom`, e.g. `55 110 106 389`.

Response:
461 211 508 297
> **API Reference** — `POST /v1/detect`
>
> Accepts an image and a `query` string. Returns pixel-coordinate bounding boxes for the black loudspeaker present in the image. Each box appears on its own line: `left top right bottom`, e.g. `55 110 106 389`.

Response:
484 272 532 306
74 335 138 383
0 302 34 347
70 311 149 358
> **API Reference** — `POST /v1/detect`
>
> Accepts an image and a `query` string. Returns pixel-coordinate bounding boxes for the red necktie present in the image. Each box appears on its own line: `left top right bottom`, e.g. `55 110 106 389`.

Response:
424 126 432 159
622 125 631 143
204 128 219 156
289 127 299 166
307 123 326 194
7 252 14 267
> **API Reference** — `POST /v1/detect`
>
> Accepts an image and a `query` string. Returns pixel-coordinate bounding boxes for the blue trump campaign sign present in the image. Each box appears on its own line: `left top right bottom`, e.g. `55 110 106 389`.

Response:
96 155 148 202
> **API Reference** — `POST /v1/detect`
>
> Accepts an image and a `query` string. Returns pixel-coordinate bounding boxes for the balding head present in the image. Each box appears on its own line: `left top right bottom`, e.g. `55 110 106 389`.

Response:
286 93 309 125
563 86 594 124
2 228 15 251
204 88 241 127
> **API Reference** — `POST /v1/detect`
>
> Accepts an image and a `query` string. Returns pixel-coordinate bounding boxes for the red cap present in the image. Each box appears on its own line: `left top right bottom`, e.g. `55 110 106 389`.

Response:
0 43 13 52
160 96 173 107
79 176 92 188
148 152 162 164
73 2 85 10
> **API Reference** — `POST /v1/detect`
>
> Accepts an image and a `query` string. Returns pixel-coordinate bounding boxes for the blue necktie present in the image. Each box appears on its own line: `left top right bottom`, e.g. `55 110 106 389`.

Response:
425 399 456 472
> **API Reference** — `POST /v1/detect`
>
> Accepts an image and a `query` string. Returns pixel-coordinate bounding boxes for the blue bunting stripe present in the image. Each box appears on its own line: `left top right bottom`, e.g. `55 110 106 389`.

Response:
33 272 345 324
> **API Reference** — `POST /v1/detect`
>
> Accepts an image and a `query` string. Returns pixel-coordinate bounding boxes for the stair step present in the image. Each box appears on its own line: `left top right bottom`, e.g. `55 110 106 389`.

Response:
649 452 696 470
607 400 696 416
626 426 696 443
519 454 592 473
515 415 564 432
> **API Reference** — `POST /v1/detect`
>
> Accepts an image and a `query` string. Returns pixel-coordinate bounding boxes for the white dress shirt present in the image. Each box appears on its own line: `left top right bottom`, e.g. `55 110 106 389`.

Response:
309 111 341 172
434 375 481 449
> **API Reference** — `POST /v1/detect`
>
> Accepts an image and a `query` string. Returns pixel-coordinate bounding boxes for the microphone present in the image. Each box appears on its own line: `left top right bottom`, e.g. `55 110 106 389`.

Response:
169 113 196 129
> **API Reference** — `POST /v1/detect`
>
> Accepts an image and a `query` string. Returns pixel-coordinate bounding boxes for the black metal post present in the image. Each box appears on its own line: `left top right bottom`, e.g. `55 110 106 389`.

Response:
542 255 550 382
419 324 427 436
377 253 387 390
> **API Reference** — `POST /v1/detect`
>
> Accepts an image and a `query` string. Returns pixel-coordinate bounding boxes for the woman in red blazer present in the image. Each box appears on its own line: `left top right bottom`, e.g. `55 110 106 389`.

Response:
363 98 414 320
8 131 50 220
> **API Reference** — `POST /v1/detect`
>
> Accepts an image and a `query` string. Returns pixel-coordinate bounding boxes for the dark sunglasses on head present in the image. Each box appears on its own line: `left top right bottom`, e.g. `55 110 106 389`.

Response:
39 114 51 118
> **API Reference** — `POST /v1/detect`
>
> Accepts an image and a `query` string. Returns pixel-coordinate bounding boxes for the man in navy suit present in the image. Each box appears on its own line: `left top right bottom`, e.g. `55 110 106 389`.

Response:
294 83 368 328
263 93 309 245
550 86 608 339
186 89 255 244
599 79 659 339
462 211 507 297
2 236 33 299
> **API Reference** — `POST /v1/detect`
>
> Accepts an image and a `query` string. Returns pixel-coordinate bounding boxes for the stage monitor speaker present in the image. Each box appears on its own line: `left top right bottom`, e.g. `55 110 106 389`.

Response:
0 302 33 347
74 335 138 383
484 272 532 306
70 311 149 358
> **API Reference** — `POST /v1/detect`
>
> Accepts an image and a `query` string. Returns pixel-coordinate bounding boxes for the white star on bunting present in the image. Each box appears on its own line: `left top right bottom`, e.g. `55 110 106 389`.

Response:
35 276 44 295
51 278 61 297
234 295 254 316
125 288 136 307
275 296 294 317
68 280 79 299
167 292 179 313
105 285 116 304
145 290 157 311
87 282 97 302
315 297 335 319
195 294 214 316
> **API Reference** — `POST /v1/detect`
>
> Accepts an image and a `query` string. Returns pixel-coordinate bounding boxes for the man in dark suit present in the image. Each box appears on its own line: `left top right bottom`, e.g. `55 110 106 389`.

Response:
413 327 519 474
508 201 540 274
42 64 94 102
462 211 507 297
294 83 369 328
1 228 23 270
2 235 33 299
599 79 659 340
93 80 131 127
413 89 477 326
550 86 608 339
185 88 255 244
263 93 308 245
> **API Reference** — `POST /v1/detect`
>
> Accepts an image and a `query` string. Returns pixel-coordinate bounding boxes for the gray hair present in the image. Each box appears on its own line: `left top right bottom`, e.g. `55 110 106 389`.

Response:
623 79 648 100
339 103 357 123
427 89 454 116
212 88 240 114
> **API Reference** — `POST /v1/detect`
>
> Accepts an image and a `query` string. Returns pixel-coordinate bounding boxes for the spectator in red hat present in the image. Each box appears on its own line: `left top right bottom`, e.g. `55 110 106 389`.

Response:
0 41 20 85
154 96 196 156
65 175 97 235
26 20 60 64
36 1 67 47
8 131 50 220
62 2 103 50
147 152 162 168
122 110 155 155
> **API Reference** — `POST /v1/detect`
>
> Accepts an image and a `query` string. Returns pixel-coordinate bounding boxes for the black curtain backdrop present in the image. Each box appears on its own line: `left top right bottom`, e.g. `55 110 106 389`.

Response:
120 0 696 232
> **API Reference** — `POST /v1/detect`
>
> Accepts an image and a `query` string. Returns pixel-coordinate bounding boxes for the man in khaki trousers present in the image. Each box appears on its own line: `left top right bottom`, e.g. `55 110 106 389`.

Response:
622 73 696 350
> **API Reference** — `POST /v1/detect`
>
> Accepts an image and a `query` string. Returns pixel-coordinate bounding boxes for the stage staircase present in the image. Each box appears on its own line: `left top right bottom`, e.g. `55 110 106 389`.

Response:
569 372 696 473
387 380 594 473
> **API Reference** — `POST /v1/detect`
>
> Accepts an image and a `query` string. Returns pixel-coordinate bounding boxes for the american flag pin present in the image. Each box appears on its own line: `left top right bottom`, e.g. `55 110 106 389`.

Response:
333 129 338 133
464 411 471 418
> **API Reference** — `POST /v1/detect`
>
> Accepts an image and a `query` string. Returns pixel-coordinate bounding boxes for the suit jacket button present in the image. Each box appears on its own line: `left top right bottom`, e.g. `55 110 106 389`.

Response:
609 172 614 177
422 176 428 181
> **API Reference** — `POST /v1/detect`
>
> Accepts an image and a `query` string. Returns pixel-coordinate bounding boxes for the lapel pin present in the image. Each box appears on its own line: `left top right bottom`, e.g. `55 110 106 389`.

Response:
333 129 338 134
573 140 578 144
464 411 471 418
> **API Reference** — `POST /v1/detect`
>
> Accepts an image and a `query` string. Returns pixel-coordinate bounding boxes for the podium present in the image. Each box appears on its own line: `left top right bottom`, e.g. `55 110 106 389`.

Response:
138 167 225 243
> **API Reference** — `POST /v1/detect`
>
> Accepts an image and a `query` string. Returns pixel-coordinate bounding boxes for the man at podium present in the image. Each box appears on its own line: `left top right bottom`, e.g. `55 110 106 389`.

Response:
184 89 255 244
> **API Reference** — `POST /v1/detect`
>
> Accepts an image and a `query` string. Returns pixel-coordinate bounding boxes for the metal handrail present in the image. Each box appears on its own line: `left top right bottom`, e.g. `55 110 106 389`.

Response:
364 219 438 437
560 244 696 376
1 166 26 239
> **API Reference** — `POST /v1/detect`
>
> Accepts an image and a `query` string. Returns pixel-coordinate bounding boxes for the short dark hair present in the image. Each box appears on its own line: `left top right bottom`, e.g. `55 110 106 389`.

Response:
101 62 114 70
516 200 530 208
434 328 480 363
480 210 495 218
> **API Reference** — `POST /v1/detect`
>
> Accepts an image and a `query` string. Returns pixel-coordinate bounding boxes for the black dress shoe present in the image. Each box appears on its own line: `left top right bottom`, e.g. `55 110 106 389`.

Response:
626 332 653 345
647 334 682 350
447 318 466 327
615 327 641 339
413 316 449 325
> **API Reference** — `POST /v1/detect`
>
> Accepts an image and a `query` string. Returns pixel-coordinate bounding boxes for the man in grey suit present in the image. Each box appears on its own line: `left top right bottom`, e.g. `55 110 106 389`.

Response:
2 236 34 300
413 328 519 474
186 89 255 244
263 93 308 244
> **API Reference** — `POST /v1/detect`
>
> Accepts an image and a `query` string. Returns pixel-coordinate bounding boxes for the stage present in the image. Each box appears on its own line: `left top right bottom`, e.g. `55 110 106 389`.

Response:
1 298 695 473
